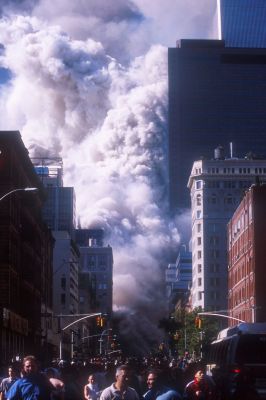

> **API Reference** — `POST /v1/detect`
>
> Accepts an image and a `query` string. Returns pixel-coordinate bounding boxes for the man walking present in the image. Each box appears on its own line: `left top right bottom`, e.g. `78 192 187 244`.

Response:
6 355 52 400
100 365 139 400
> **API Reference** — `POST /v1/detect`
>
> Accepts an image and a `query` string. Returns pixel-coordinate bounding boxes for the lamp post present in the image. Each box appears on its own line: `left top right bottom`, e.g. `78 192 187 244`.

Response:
99 328 112 355
0 187 38 202
59 313 101 359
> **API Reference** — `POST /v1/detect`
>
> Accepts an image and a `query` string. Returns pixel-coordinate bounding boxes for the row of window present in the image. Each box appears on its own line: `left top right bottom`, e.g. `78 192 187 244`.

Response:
230 265 253 287
197 291 220 301
206 167 266 174
230 286 253 307
193 222 223 235
196 263 220 274
193 235 220 247
195 180 253 189
230 204 253 241
196 249 220 259
195 193 240 206
197 277 220 287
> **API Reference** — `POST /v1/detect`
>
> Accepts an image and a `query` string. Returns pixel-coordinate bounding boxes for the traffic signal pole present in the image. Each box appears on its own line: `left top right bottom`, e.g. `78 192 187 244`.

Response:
58 312 101 359
197 312 245 323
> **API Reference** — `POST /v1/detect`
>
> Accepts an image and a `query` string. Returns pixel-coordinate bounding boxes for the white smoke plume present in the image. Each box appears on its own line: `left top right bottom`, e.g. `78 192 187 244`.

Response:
0 0 216 352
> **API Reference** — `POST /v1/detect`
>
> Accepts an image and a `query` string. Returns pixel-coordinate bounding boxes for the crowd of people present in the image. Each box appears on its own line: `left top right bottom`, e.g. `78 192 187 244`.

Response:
0 353 260 400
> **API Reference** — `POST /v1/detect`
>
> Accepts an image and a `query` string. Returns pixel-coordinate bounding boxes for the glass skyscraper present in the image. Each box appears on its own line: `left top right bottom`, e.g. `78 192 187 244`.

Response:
218 0 266 47
168 2 266 210
168 39 266 209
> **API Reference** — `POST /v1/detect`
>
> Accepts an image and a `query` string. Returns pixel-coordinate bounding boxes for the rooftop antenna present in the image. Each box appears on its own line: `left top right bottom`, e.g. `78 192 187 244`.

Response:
230 142 233 159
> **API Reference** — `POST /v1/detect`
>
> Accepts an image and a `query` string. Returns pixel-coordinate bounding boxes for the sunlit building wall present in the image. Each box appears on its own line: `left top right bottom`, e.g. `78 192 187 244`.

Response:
228 184 266 325
188 148 266 311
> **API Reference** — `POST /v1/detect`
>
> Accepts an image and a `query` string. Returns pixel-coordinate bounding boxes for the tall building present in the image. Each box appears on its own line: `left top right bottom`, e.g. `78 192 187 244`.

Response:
52 231 80 316
33 158 76 238
218 0 266 47
34 157 79 358
76 229 113 318
228 184 266 325
168 39 266 209
0 131 54 363
165 246 192 312
188 148 266 311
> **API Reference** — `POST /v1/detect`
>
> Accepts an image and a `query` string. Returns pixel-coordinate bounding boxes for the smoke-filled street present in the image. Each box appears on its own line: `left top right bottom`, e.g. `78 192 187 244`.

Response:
0 0 216 351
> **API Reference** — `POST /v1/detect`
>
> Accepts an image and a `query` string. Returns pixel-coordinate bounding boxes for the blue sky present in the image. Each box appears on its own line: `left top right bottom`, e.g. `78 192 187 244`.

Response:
0 68 11 84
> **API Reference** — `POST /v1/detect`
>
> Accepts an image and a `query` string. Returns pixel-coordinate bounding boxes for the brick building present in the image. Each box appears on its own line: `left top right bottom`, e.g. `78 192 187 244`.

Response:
0 131 54 363
228 183 266 325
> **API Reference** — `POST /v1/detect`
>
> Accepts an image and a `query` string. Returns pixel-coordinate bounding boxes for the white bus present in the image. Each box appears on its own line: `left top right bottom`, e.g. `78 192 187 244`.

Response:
206 323 266 399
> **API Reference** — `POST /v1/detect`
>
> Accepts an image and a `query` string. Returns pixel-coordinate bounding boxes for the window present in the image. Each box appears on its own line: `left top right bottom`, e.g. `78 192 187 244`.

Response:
88 256 96 267
198 264 202 273
210 223 218 233
210 236 219 245
198 292 202 300
196 210 201 219
225 195 233 204
210 263 219 273
61 294 66 305
210 291 220 300
196 181 202 189
211 194 217 204
99 283 107 290
198 251 202 259
196 194 202 206
210 277 220 287
211 250 219 259
61 277 66 290
98 255 107 266
198 278 202 286
197 237 202 245
197 223 201 233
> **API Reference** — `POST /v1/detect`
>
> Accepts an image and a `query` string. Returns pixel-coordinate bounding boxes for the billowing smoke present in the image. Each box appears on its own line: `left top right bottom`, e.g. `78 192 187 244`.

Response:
0 0 216 353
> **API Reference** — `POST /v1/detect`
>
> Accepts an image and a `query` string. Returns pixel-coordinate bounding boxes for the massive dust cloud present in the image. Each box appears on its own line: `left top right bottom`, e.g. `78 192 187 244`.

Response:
0 0 216 353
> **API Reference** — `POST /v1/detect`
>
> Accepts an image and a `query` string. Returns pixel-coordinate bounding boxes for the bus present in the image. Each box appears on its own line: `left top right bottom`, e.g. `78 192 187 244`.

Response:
206 322 266 399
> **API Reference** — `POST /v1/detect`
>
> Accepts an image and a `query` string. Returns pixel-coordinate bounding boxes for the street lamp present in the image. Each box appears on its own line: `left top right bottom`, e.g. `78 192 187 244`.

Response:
0 187 38 202
59 313 101 359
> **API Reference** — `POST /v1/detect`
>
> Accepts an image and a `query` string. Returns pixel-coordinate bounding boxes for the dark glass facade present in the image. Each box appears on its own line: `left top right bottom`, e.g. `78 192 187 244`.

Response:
168 39 266 209
42 186 76 236
219 0 266 48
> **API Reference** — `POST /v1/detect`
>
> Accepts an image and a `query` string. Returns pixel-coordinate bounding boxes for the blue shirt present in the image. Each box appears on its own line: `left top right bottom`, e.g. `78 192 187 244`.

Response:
6 373 52 400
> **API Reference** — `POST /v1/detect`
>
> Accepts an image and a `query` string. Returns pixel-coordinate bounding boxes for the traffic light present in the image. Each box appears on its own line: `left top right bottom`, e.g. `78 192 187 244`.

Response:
96 316 101 326
100 317 105 327
195 316 202 329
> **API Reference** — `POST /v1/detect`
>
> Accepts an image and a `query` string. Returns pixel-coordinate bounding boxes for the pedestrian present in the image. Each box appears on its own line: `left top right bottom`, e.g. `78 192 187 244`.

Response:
84 374 100 400
183 370 215 400
100 365 139 400
143 369 181 400
45 368 65 400
6 355 52 400
0 366 19 400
